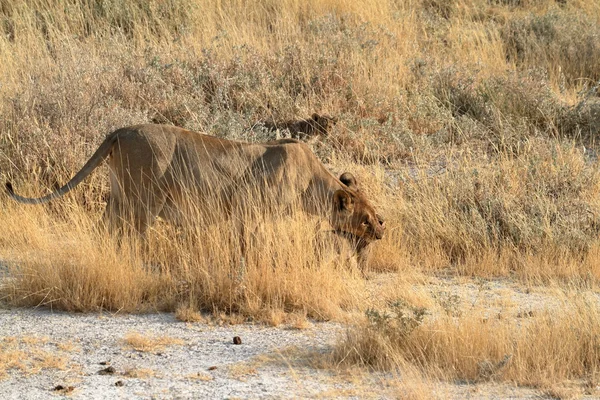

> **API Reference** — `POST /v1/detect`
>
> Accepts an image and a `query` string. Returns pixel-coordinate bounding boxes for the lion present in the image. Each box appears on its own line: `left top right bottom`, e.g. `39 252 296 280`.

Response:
318 228 374 273
262 113 337 141
6 124 384 246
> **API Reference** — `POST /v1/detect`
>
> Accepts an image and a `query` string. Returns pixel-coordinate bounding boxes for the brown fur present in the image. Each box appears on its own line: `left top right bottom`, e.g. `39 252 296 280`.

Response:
6 124 384 243
262 113 337 141
320 229 374 272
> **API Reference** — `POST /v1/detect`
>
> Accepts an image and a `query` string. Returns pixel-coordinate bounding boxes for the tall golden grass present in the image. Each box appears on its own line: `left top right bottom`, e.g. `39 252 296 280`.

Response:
334 294 600 391
0 177 369 319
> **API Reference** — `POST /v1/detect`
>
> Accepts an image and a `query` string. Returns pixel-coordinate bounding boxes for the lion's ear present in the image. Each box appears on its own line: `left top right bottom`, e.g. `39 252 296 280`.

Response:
311 113 320 121
339 172 358 190
334 189 354 212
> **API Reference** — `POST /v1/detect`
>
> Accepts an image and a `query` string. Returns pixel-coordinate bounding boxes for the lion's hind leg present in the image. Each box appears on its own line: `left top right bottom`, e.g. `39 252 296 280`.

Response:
130 186 170 236
102 195 125 237
102 184 169 240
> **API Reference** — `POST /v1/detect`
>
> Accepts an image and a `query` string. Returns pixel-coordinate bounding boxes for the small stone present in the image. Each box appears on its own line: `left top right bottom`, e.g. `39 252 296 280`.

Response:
207 366 217 371
52 385 74 393
99 361 109 365
98 366 116 375
115 380 124 387
233 336 242 345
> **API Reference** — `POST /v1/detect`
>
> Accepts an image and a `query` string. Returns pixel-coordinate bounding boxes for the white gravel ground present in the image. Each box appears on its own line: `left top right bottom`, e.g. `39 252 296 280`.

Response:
0 308 360 399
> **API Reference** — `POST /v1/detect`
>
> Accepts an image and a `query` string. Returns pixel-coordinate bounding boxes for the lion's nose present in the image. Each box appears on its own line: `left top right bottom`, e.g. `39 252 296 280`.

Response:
375 226 384 240
375 217 385 240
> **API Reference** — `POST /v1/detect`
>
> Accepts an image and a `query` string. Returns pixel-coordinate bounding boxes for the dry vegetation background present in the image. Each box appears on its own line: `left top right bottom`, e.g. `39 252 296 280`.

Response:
1 0 600 394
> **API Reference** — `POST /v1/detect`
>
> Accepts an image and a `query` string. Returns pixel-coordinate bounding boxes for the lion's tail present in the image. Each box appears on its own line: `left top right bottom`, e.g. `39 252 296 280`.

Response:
6 132 119 204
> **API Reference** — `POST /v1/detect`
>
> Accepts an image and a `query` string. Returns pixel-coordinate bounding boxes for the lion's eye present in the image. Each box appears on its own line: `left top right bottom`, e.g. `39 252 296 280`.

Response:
361 221 369 227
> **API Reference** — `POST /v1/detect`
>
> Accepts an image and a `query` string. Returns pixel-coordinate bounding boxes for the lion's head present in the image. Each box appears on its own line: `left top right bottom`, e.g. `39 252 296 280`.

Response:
331 172 385 243
311 113 338 136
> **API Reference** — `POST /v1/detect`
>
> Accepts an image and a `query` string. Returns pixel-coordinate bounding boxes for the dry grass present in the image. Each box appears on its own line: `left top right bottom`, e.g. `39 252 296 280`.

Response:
0 194 367 318
1 0 600 391
122 331 185 353
334 293 600 391
227 362 259 381
285 312 311 330
175 304 205 323
0 336 69 379
1 0 599 305
56 341 80 353
185 371 214 381
396 144 600 283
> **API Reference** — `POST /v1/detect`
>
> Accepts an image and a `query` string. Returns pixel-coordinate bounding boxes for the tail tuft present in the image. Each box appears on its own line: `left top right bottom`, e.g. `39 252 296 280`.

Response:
5 182 14 195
